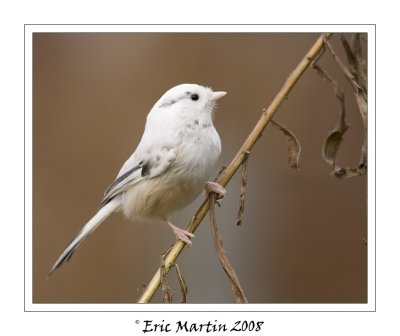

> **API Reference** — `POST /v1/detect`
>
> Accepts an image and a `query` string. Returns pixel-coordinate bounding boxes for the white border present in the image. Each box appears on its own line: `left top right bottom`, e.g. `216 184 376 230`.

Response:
26 24 372 33
25 24 375 312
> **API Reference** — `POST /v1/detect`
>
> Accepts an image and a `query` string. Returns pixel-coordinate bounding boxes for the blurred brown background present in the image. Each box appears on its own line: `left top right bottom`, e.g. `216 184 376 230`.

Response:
33 33 367 303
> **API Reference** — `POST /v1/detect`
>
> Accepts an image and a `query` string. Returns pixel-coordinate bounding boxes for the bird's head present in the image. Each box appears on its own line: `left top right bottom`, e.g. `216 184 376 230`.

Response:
155 84 227 120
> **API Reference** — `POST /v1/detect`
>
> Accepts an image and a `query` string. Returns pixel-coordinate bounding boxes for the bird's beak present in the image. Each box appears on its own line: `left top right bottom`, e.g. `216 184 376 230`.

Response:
210 91 227 101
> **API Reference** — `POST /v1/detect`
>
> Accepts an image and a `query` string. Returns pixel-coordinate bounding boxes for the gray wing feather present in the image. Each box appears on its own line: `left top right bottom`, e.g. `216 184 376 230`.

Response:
99 145 177 208
99 162 143 208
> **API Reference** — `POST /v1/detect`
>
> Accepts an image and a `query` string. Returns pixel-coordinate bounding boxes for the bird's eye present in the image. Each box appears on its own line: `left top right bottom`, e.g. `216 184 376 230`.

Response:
191 94 199 101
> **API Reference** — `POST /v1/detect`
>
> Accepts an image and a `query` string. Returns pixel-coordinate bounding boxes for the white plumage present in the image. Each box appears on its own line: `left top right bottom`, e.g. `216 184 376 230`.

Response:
49 84 226 275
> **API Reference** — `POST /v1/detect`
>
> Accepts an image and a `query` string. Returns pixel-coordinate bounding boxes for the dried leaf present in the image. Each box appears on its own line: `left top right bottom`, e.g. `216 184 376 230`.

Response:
317 34 368 178
160 253 174 303
352 33 368 173
209 194 247 303
332 166 363 179
312 53 353 172
355 90 368 125
323 36 362 92
323 127 349 166
355 92 368 173
341 34 367 95
352 34 368 93
271 119 301 170
174 264 188 303
340 34 357 75
236 152 249 226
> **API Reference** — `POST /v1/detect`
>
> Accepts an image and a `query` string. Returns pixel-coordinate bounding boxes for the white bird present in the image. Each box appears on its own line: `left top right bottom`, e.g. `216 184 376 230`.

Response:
49 83 227 276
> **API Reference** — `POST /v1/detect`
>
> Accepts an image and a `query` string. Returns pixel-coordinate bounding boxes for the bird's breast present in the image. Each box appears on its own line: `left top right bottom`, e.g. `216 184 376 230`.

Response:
122 122 221 219
177 123 221 180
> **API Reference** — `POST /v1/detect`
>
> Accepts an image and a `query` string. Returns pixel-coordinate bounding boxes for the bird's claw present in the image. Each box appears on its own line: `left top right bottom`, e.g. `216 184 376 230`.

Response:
204 181 226 200
166 220 195 246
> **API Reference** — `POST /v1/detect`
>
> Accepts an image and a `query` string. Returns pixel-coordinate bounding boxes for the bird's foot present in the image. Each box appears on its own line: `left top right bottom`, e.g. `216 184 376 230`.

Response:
204 181 226 199
166 220 195 246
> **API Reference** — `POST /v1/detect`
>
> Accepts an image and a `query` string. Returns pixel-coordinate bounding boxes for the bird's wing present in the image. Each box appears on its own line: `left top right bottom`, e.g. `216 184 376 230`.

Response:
99 144 177 208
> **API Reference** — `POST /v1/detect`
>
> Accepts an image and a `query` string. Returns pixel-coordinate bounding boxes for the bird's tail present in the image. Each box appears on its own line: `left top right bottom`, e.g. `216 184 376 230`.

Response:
48 198 120 276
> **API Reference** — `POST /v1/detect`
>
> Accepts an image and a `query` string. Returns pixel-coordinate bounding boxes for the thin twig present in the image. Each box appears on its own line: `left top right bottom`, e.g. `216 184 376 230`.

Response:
210 193 247 303
137 33 333 303
174 264 188 303
236 151 250 226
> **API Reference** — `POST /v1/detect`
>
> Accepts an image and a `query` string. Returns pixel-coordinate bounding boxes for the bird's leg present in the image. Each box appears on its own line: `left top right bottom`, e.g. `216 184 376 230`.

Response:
204 181 226 199
164 219 195 246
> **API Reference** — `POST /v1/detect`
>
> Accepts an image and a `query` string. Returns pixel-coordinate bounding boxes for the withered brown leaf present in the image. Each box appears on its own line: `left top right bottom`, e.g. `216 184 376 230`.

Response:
271 119 301 170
